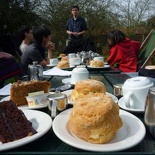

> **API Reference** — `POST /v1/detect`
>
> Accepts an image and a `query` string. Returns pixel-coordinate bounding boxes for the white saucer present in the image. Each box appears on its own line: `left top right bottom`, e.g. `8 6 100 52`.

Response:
118 97 144 113
62 78 71 84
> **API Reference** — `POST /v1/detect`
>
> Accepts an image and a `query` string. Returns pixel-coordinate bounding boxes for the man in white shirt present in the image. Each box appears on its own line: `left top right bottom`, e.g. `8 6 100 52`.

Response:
19 26 33 53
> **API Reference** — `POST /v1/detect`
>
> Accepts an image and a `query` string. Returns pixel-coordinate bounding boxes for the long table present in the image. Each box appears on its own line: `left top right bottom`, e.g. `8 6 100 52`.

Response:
0 72 155 155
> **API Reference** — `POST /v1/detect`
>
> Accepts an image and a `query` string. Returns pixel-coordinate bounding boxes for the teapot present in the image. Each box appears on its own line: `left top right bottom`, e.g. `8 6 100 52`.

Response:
28 61 43 80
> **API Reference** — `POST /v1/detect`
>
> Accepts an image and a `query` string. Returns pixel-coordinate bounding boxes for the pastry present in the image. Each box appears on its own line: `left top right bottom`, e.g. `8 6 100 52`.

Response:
71 79 106 102
90 60 104 67
68 93 123 144
56 61 70 68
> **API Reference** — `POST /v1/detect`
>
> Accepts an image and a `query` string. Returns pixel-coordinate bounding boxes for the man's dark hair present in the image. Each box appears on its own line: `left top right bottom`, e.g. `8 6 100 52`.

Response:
33 25 51 44
72 5 79 11
20 26 32 40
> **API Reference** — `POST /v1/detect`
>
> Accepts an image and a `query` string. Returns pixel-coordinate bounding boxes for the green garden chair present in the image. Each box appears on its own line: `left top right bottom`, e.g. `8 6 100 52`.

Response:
138 29 155 68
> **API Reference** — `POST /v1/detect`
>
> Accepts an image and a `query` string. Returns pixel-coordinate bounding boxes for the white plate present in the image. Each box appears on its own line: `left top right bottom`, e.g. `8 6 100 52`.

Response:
62 89 118 104
61 66 74 70
0 83 12 96
118 97 144 113
0 109 52 151
0 96 48 110
53 108 146 152
87 64 110 69
62 78 71 84
46 64 56 67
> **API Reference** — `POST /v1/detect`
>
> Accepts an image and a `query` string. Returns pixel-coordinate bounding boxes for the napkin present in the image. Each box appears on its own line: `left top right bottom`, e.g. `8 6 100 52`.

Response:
0 83 12 96
43 67 72 76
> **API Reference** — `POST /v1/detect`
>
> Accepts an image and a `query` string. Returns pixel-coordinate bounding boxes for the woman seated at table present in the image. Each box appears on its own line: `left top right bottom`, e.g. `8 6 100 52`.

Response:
106 30 140 72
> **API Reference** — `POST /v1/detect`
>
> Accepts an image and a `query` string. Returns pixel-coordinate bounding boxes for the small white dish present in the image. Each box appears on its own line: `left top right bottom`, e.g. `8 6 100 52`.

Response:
0 96 48 110
61 89 118 104
0 109 52 151
87 64 110 69
118 97 144 113
53 108 146 152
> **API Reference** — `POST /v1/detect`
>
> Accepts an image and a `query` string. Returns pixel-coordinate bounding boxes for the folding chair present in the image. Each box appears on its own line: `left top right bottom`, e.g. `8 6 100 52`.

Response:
137 29 155 68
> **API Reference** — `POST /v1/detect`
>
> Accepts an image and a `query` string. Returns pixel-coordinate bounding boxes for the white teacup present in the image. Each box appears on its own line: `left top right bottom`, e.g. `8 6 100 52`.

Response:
68 53 76 59
69 57 81 67
71 67 89 84
50 58 58 65
94 56 104 62
122 76 154 109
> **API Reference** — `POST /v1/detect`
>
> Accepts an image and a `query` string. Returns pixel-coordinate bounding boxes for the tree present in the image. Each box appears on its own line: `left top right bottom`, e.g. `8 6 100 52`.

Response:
111 0 155 35
0 0 43 33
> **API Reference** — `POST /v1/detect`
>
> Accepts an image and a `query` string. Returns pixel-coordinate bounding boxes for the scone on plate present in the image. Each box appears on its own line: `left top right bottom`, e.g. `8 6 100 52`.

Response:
61 56 68 61
59 53 66 58
68 93 123 144
90 60 104 67
71 79 106 102
56 61 70 68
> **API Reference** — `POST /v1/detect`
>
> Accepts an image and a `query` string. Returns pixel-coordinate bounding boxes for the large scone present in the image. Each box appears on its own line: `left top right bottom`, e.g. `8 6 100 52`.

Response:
68 93 123 144
90 60 104 67
71 79 106 102
10 80 51 106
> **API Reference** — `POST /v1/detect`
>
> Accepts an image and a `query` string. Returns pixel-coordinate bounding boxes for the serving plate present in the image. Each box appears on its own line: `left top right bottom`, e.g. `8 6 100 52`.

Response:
61 89 118 104
0 96 48 110
0 110 52 151
46 64 57 67
53 108 146 152
87 64 110 69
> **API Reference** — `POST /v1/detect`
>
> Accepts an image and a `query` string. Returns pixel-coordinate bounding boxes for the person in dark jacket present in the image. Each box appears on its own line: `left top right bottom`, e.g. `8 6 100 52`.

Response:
63 5 94 54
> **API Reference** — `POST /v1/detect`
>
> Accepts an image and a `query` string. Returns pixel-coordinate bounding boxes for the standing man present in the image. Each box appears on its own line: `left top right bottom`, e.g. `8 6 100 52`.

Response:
20 25 55 75
63 5 94 54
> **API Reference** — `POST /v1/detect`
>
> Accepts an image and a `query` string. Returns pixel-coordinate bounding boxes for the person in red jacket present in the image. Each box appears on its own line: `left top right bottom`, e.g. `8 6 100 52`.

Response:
106 30 140 72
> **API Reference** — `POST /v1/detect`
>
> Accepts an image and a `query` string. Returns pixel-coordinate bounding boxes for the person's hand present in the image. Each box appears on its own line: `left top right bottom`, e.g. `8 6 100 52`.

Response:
72 32 78 36
46 41 55 51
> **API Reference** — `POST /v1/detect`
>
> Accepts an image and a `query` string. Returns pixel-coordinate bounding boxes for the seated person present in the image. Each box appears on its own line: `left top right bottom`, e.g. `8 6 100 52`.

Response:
0 51 22 88
20 25 55 75
106 30 140 72
19 25 34 53
63 5 94 54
